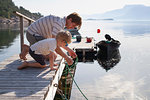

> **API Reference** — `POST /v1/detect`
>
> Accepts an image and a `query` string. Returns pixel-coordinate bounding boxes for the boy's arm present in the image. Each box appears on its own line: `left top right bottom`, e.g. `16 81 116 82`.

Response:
49 51 54 70
62 46 77 58
52 34 74 65
55 46 73 65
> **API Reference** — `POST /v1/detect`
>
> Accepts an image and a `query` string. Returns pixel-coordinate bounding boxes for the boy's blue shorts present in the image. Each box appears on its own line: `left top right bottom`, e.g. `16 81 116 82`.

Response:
29 48 45 65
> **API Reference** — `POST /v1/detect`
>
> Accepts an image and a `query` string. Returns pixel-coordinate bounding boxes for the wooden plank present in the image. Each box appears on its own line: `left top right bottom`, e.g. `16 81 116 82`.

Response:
0 81 50 87
0 89 46 96
0 77 51 81
13 11 35 22
0 96 43 100
0 70 55 76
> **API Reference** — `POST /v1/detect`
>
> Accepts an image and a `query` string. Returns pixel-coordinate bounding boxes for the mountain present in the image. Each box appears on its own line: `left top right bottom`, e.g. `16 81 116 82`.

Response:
85 5 150 20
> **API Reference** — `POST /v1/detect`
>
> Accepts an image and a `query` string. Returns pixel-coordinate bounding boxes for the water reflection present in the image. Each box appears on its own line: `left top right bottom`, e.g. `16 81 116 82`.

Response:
114 21 150 35
0 23 20 30
123 24 150 35
97 49 121 72
0 29 19 50
96 34 121 71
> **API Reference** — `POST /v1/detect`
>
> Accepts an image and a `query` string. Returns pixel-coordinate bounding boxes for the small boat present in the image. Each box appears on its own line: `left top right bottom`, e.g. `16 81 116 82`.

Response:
67 28 81 37
96 34 121 71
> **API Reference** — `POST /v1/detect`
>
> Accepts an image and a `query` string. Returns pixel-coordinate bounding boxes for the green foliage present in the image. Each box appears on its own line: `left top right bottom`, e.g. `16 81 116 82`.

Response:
0 0 43 19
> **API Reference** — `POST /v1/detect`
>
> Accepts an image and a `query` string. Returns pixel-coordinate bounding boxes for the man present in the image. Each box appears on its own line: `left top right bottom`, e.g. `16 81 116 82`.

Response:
20 12 82 65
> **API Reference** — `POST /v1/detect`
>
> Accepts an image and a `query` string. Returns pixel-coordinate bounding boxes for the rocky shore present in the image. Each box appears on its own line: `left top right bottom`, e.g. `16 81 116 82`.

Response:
0 17 29 24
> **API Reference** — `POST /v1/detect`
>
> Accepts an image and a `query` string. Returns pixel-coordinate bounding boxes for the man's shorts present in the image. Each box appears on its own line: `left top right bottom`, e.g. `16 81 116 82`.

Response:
29 48 46 65
26 31 45 45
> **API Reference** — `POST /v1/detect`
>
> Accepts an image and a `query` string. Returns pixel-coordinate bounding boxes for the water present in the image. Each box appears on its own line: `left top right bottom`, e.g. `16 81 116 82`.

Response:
0 20 150 100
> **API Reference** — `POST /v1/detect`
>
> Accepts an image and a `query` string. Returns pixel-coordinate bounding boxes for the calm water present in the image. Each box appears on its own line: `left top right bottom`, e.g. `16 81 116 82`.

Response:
0 20 150 100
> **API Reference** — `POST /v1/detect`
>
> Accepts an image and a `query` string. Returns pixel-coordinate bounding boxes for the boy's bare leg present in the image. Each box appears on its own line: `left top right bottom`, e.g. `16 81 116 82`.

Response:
18 61 46 70
54 53 57 61
45 53 57 61
19 44 29 60
53 53 58 66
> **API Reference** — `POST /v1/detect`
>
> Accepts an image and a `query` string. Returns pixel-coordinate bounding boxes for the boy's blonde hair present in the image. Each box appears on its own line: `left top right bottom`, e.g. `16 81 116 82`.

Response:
56 30 72 44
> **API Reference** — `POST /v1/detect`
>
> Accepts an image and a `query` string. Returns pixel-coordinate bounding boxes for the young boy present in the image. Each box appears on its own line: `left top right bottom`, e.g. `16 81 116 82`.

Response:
18 30 72 70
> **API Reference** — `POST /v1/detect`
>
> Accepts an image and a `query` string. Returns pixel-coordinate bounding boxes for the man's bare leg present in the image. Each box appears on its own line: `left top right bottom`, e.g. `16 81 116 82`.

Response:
18 61 46 70
17 61 28 70
19 44 29 60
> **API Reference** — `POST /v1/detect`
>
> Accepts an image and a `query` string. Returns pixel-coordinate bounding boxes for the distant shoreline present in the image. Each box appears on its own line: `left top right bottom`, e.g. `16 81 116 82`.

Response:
86 18 114 21
0 17 29 25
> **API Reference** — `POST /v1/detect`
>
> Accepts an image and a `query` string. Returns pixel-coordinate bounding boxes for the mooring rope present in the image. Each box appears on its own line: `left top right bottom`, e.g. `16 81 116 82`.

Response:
64 57 88 100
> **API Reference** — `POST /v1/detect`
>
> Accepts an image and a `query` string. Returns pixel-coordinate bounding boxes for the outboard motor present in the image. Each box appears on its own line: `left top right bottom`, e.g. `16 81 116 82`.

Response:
96 34 121 71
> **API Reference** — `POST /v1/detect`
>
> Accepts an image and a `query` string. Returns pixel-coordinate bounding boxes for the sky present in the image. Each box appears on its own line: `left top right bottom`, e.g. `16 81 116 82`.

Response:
12 0 150 17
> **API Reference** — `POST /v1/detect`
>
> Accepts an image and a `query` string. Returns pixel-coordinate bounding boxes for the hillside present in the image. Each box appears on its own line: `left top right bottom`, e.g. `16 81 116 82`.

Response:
0 0 43 24
85 5 150 20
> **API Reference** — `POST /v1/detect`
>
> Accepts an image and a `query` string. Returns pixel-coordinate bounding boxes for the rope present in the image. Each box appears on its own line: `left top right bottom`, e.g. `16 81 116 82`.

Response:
65 57 88 100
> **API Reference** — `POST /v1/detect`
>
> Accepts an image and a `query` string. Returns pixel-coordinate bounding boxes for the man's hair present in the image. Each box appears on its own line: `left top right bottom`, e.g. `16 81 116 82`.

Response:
67 12 82 29
56 30 72 44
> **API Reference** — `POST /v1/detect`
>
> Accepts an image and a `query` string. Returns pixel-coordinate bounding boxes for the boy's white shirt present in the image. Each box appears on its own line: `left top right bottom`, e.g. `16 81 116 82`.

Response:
30 38 57 55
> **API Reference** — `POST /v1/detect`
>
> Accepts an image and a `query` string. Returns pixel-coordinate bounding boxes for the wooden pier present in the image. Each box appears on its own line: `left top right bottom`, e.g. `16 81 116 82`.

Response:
0 11 95 100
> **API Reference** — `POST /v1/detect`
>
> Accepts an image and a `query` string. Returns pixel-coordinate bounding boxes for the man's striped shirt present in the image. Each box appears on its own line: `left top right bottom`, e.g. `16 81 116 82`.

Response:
27 15 66 38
